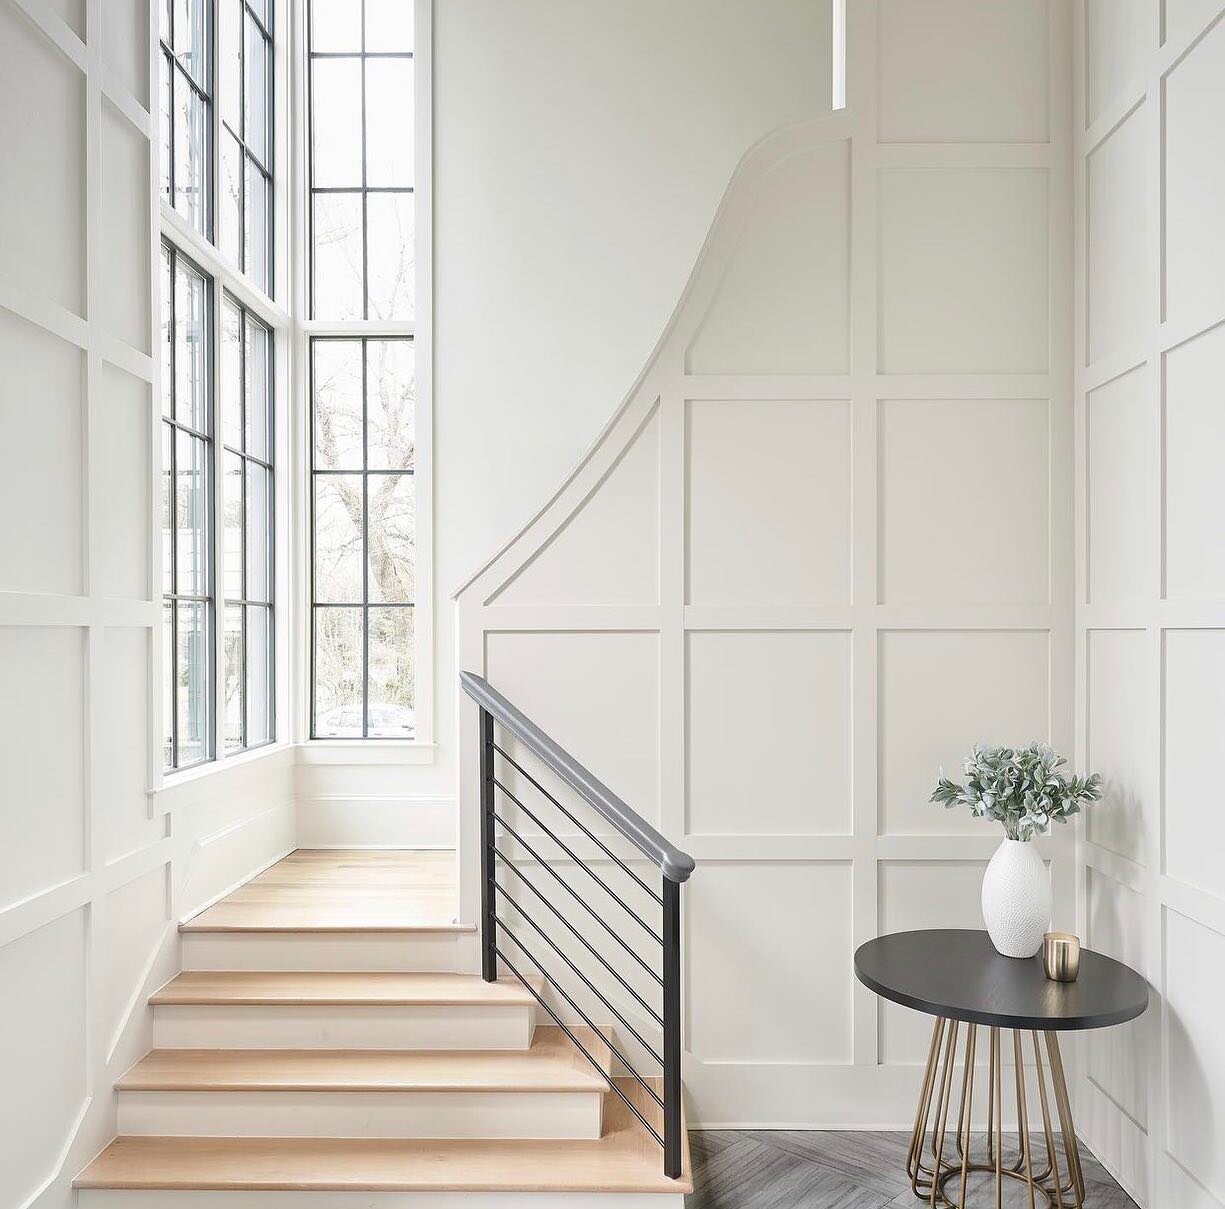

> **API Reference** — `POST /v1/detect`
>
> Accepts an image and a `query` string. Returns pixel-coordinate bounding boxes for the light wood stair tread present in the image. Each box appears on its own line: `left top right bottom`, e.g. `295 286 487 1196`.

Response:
117 1026 612 1092
77 1081 690 1194
150 970 541 1007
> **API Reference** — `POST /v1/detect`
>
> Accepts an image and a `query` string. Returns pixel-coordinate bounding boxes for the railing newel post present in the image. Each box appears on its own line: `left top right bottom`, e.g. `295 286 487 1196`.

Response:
478 705 497 982
662 876 683 1179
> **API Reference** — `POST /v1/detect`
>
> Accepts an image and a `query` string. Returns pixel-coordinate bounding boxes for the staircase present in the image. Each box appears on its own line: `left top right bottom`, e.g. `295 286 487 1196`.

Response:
75 850 690 1206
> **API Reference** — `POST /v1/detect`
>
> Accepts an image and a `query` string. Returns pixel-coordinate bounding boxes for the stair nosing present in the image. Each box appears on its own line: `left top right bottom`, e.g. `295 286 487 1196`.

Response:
150 971 541 1008
179 922 476 934
117 1030 613 1094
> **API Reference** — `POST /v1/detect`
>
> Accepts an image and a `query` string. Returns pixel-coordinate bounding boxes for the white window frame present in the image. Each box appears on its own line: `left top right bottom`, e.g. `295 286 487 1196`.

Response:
155 0 292 784
292 0 434 754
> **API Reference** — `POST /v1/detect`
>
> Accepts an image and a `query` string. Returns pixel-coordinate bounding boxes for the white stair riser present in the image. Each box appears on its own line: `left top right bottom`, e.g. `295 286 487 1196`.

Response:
116 1089 604 1140
180 932 463 972
152 1004 536 1050
80 1193 686 1209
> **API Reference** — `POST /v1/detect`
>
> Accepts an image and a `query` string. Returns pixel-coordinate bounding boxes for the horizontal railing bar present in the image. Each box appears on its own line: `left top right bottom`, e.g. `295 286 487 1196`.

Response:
493 743 663 906
495 898 665 1068
494 926 665 1111
491 816 663 986
493 945 665 1150
461 671 695 883
494 865 664 1026
493 777 663 944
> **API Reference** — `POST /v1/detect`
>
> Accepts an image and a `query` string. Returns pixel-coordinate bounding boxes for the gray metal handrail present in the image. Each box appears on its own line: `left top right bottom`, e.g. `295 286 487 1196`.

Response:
460 671 695 883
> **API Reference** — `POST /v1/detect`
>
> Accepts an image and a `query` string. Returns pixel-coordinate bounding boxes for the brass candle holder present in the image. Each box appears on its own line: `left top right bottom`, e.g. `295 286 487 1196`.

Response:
1043 931 1081 982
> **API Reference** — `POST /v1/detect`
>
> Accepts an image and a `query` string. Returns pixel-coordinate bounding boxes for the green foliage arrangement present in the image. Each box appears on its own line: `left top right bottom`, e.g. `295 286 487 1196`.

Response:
930 744 1103 841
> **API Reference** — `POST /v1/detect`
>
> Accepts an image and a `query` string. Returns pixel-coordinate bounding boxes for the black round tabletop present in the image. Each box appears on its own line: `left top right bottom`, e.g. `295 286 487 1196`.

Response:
854 929 1149 1031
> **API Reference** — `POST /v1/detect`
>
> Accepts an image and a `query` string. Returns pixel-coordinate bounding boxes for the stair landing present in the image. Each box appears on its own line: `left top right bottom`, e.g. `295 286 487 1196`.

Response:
181 849 466 932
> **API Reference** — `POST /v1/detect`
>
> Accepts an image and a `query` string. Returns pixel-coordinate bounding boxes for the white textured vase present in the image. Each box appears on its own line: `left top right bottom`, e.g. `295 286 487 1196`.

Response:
981 839 1051 958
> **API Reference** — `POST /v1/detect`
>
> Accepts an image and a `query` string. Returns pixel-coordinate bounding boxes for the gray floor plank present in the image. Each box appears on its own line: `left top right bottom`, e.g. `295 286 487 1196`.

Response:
688 1130 1138 1209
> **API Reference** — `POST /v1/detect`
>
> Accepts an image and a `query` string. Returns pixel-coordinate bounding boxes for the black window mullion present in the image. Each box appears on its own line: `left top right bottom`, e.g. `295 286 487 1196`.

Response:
239 310 249 750
165 49 176 207
167 245 180 768
361 335 370 737
360 0 370 322
238 0 247 275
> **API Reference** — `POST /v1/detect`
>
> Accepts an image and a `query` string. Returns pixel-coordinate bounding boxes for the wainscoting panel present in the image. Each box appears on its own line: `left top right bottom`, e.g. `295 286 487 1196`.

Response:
0 4 296 1208
1075 2 1225 1204
458 0 1074 1127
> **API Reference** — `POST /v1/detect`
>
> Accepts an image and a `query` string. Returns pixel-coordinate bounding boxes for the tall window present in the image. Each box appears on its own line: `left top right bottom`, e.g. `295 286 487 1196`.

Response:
311 339 415 737
161 0 213 237
162 243 213 770
309 0 415 321
220 0 273 290
160 0 279 774
308 0 421 739
222 298 275 751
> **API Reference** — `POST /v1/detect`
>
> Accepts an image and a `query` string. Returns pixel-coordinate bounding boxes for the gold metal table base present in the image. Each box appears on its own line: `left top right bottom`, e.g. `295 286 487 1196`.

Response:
907 1018 1087 1208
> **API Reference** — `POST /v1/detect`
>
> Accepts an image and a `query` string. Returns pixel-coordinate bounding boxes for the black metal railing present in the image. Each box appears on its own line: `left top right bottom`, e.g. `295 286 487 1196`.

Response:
460 671 695 1179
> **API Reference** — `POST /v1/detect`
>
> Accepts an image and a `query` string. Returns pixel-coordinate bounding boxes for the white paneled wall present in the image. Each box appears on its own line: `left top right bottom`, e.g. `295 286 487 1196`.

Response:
0 4 293 1208
457 0 1073 1126
1074 3 1225 1206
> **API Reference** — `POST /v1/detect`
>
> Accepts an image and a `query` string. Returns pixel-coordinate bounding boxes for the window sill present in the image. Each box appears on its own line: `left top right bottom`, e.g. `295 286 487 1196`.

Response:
151 742 297 812
297 741 438 766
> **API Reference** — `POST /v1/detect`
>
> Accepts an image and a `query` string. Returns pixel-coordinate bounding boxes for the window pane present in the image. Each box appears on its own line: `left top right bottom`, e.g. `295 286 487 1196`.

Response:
174 258 208 430
173 0 209 90
367 474 414 603
314 475 363 603
161 423 174 594
367 191 414 320
176 599 209 765
221 297 242 448
173 69 209 234
160 249 173 415
223 603 244 751
313 341 363 470
313 607 364 734
312 192 364 319
246 462 271 603
311 0 361 52
365 59 413 187
367 340 414 469
248 0 267 23
220 129 243 268
368 607 414 737
245 318 271 459
223 452 243 599
246 605 271 746
162 602 174 767
161 0 172 43
244 14 269 165
244 160 270 292
366 0 413 51
311 58 362 187
220 0 240 131
175 430 208 596
160 57 172 204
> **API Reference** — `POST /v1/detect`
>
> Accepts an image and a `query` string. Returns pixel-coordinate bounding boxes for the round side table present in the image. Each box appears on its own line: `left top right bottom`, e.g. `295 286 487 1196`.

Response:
854 929 1148 1209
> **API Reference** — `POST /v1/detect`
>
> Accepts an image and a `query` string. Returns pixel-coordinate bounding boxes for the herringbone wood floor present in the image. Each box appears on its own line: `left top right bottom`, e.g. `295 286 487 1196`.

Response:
687 1131 1140 1208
